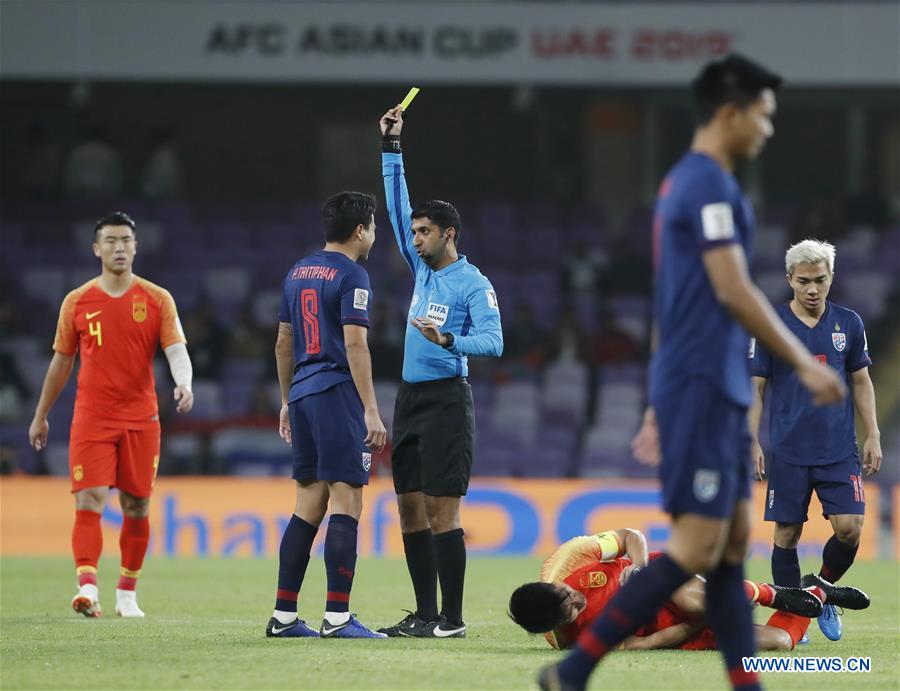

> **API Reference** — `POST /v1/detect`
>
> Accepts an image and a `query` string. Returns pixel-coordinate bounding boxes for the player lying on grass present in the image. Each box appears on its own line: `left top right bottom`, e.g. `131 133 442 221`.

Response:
509 529 869 651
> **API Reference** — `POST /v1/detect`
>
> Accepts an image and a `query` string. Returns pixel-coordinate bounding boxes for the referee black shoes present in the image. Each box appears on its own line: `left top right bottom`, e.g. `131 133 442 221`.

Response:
377 610 433 637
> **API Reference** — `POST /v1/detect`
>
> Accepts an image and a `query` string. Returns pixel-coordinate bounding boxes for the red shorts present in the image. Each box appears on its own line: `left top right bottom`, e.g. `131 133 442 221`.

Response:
69 420 161 497
646 603 717 651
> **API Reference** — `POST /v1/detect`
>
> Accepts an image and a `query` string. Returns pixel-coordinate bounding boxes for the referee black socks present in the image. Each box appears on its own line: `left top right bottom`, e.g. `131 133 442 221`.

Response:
434 528 466 627
402 528 439 621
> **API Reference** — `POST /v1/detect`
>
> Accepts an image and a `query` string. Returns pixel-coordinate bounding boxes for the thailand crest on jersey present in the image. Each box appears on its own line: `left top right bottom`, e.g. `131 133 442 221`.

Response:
832 332 846 352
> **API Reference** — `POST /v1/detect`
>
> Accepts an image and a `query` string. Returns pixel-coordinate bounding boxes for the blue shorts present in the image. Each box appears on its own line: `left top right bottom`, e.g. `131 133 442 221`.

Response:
654 380 751 519
764 455 865 523
289 381 371 485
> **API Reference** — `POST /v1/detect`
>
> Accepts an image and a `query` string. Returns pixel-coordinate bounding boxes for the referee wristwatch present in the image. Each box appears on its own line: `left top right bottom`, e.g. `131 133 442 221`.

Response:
441 332 455 350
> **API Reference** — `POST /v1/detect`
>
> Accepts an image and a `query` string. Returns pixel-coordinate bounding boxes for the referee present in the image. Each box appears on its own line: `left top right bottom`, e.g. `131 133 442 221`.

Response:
377 105 503 639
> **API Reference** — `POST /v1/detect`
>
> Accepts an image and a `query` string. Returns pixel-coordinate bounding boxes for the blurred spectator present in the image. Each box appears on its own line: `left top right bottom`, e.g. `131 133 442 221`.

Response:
604 238 652 294
560 240 607 297
846 169 890 228
63 126 123 198
0 352 29 423
23 121 61 199
0 352 30 475
140 128 184 200
589 307 639 365
227 305 268 360
790 197 845 244
249 381 279 419
0 288 25 339
503 302 548 372
545 306 589 364
184 299 227 380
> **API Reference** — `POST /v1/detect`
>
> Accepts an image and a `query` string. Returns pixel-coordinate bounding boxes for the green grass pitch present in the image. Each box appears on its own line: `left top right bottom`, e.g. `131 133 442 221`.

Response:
1 557 897 689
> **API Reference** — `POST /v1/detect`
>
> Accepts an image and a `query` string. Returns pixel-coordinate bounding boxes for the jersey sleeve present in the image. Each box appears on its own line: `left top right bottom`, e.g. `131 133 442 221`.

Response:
52 292 79 355
448 276 503 358
540 533 623 584
340 266 371 327
382 152 421 274
159 290 187 348
846 312 872 372
748 336 772 378
685 168 741 252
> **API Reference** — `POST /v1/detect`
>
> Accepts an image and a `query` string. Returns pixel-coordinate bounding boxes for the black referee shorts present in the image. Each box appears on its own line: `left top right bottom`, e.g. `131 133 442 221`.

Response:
391 377 475 497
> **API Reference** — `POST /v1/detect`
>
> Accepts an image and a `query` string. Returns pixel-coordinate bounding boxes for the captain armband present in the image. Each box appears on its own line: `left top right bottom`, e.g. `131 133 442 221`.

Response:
593 530 624 560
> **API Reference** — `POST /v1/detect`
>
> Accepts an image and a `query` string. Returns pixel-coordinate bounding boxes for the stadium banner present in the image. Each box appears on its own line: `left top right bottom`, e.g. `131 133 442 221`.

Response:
0 477 887 559
1 1 897 85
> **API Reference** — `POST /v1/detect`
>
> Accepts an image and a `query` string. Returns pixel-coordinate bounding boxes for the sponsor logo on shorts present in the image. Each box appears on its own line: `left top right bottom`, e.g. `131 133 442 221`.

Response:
73 465 84 482
693 469 720 503
426 302 449 327
353 288 369 310
361 452 372 471
768 489 775 509
748 338 756 359
832 332 846 351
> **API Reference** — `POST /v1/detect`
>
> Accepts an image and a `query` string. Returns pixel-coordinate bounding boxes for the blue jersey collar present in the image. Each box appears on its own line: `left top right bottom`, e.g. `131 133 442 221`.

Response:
785 300 831 331
431 255 469 277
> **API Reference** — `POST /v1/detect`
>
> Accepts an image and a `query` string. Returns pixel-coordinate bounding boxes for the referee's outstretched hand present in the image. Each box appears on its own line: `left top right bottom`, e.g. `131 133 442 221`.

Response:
410 317 448 347
380 105 404 136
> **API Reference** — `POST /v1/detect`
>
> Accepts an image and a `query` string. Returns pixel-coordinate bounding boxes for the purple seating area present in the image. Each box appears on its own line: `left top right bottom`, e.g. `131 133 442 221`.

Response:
2 200 897 480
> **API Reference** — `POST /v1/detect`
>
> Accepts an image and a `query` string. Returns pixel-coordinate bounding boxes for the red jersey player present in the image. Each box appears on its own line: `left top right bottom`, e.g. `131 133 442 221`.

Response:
28 212 194 618
509 529 869 651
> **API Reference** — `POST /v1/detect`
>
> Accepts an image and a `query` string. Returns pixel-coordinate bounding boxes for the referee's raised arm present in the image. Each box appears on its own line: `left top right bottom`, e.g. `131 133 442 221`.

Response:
380 106 419 274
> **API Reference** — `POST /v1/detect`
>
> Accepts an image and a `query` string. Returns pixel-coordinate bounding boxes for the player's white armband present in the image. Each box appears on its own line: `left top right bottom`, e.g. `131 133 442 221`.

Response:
164 343 193 390
593 531 624 560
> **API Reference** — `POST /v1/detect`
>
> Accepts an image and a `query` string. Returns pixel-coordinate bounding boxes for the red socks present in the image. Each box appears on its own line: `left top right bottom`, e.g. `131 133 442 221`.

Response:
766 611 811 649
744 580 776 607
118 516 150 590
73 510 102 585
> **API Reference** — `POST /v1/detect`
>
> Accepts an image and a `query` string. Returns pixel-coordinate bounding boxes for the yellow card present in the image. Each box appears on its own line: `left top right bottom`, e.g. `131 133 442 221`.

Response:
399 87 420 111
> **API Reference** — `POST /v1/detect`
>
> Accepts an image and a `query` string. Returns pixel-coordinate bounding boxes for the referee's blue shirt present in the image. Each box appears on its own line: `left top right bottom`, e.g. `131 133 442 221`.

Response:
383 152 503 383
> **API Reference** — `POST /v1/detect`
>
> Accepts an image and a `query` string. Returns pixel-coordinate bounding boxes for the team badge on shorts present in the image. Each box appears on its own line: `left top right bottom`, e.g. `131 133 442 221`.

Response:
73 465 84 482
832 332 846 351
361 452 372 471
133 297 147 323
693 469 720 503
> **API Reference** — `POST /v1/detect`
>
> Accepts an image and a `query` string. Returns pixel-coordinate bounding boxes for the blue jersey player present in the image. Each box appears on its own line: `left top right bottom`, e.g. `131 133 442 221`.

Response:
265 191 388 640
539 55 846 691
376 104 503 639
749 238 881 642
